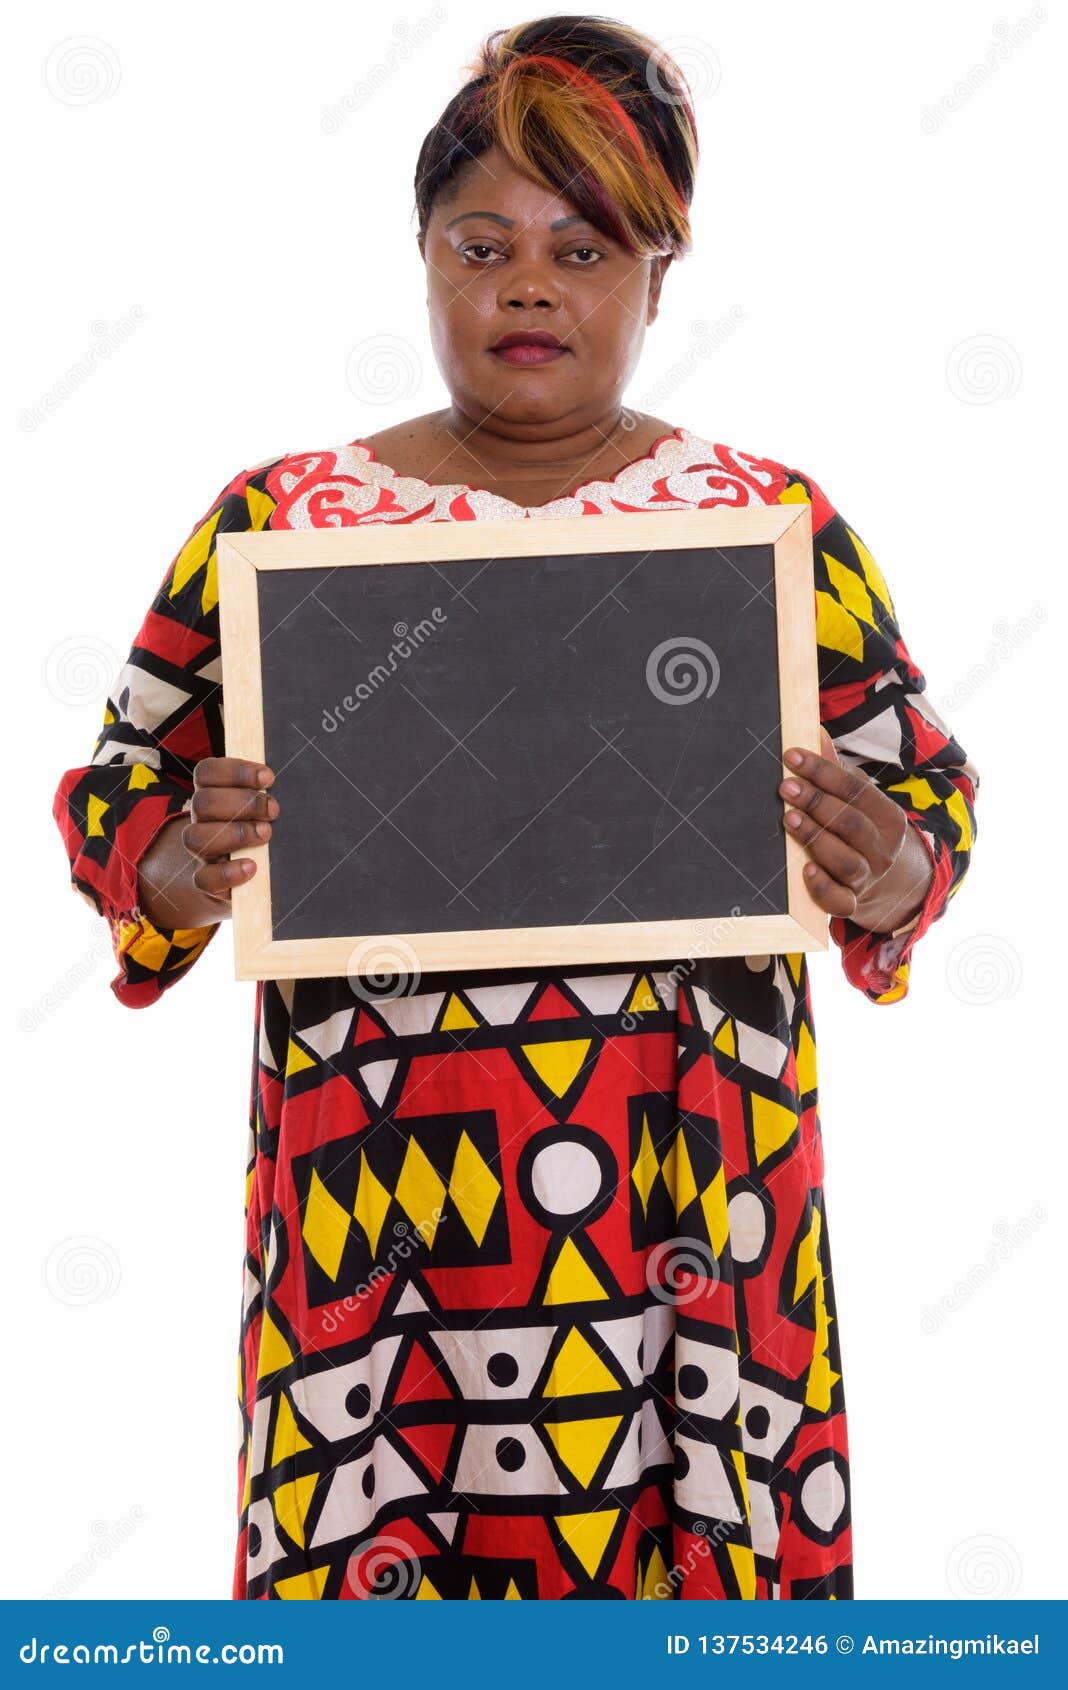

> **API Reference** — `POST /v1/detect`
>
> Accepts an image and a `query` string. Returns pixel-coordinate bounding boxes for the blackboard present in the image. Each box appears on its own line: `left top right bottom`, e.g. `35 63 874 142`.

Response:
217 507 825 980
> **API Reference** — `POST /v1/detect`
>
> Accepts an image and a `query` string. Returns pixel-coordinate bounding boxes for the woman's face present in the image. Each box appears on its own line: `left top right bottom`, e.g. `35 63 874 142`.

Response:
419 143 669 441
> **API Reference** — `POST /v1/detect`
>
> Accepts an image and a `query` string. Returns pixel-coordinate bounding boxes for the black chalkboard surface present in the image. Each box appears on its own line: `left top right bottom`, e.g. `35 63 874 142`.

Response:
217 507 824 981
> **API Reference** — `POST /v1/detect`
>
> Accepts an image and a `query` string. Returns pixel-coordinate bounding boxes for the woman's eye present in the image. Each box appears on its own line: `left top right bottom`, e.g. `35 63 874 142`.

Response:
459 244 605 266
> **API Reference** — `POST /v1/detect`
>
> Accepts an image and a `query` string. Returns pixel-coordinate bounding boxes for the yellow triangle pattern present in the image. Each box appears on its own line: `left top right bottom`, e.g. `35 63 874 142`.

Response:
285 1038 316 1078
543 1238 608 1306
441 992 478 1030
270 1392 313 1468
256 1310 295 1380
888 774 939 811
86 793 109 837
752 1094 798 1164
521 1038 591 1098
274 1562 330 1599
544 1328 620 1397
728 1539 757 1600
544 1415 622 1488
555 1508 618 1578
713 1017 736 1060
246 484 276 531
640 1545 672 1599
626 975 658 1014
273 1472 318 1550
127 762 158 790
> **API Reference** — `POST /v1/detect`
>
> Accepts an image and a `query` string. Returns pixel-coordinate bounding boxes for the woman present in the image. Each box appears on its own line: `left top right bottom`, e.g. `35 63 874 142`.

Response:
53 16 979 1600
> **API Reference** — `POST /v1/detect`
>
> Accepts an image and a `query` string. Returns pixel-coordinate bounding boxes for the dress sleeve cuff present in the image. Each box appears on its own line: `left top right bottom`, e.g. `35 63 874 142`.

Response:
828 820 951 1004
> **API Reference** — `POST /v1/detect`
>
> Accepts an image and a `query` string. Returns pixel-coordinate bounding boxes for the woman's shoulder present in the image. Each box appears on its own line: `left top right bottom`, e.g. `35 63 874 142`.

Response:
660 428 834 516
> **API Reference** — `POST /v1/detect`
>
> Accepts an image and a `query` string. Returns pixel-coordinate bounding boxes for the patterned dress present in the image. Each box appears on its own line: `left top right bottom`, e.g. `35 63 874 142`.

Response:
52 426 979 1600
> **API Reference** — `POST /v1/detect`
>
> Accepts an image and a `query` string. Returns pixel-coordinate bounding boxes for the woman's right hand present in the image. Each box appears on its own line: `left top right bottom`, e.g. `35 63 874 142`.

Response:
182 758 279 904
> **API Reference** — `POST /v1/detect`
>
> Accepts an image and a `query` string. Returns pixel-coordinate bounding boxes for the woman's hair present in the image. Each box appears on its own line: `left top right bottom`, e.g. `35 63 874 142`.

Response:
413 15 699 262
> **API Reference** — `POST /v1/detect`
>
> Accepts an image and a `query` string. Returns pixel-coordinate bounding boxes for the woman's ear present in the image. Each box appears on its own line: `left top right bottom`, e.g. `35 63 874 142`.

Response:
647 254 671 323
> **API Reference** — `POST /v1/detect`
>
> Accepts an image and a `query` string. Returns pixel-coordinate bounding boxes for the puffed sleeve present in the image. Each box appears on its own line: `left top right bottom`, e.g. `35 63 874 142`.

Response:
52 466 275 1008
781 464 980 1005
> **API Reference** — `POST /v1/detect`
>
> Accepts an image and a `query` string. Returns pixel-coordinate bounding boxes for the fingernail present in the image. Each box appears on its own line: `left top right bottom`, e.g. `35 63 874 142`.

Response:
781 779 801 797
267 798 280 817
242 861 254 873
257 768 274 786
786 812 802 827
255 822 271 839
786 751 803 768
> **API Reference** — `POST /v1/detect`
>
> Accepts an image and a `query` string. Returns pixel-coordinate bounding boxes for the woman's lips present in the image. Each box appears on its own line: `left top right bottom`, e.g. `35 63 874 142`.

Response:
490 344 567 366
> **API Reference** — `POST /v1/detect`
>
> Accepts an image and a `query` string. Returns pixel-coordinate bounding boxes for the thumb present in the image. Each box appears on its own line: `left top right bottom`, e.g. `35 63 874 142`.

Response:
819 725 841 763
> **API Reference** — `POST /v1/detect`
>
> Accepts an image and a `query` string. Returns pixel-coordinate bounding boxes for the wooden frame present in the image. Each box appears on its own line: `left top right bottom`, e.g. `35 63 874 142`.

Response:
217 504 826 982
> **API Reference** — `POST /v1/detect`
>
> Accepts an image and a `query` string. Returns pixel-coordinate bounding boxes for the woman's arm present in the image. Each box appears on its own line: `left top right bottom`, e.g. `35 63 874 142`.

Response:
52 466 275 1007
780 463 980 1004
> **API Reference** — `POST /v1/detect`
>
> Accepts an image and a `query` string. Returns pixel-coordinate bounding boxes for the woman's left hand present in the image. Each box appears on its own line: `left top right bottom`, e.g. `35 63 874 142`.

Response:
779 727 934 933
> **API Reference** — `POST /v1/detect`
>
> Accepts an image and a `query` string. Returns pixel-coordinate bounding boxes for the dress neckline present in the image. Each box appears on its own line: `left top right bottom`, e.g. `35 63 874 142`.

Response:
348 425 686 510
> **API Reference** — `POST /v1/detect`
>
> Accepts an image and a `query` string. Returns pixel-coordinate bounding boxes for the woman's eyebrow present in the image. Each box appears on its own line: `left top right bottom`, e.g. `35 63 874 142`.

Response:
444 211 590 231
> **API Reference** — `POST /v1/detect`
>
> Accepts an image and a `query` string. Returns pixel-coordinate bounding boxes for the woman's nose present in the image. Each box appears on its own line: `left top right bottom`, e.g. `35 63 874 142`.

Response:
498 269 563 311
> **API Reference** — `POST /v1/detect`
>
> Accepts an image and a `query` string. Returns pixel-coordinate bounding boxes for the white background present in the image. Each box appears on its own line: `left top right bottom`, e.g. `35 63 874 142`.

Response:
7 0 1062 1600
